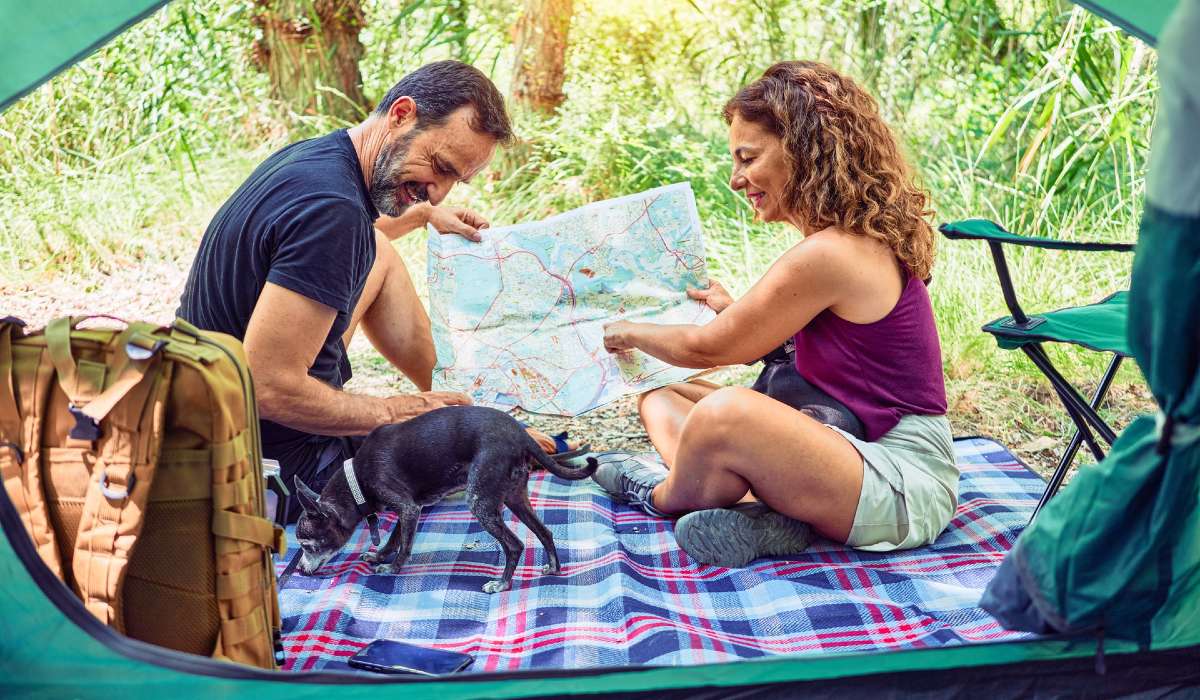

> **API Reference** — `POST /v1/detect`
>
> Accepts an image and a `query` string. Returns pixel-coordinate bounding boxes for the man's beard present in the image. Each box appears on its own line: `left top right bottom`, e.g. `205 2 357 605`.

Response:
369 130 421 217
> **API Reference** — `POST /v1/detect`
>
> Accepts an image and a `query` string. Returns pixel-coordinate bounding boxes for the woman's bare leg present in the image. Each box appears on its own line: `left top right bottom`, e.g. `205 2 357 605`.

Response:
637 379 722 467
651 386 864 543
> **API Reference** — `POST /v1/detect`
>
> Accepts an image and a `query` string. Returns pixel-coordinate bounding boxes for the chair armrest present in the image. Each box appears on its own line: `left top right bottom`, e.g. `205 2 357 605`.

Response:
939 219 1135 252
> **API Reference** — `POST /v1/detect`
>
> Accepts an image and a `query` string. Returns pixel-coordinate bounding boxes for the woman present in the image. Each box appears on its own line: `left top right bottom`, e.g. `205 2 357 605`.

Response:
597 61 957 567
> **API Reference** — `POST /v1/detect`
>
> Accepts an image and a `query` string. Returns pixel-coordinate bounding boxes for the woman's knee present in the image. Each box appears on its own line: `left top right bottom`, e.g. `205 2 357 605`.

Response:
637 382 696 419
693 386 758 420
683 387 760 447
637 385 673 413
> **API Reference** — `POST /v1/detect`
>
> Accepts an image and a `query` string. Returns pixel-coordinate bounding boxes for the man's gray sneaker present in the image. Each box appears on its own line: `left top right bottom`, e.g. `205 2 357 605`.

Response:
590 452 670 517
674 502 813 568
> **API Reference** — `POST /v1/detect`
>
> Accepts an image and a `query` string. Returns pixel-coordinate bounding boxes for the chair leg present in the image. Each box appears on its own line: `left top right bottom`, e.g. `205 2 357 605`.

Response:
1023 345 1119 444
1022 346 1107 466
1054 354 1123 475
1029 355 1124 523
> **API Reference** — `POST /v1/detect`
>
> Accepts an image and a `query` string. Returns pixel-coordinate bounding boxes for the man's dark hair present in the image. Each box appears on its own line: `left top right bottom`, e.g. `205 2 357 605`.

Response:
375 60 514 145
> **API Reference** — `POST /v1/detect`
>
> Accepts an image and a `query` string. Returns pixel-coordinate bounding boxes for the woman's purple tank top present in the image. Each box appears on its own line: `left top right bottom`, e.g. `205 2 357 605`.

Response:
792 274 947 441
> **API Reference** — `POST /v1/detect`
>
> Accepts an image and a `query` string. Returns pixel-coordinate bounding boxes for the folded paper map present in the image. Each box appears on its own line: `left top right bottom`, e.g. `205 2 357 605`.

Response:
427 182 715 416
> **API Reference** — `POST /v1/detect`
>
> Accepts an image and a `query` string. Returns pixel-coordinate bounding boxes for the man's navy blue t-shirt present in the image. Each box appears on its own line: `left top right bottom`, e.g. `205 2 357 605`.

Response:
177 129 378 455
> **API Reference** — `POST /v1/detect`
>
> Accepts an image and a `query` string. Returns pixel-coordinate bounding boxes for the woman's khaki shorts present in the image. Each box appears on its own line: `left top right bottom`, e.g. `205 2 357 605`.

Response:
829 414 958 552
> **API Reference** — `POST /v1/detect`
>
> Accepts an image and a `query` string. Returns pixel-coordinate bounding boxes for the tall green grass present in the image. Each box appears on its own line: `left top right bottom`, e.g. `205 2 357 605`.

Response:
465 0 1152 393
0 0 1154 403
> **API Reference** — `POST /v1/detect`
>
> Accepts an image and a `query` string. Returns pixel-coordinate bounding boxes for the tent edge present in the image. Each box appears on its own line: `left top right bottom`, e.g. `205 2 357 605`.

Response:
0 0 171 114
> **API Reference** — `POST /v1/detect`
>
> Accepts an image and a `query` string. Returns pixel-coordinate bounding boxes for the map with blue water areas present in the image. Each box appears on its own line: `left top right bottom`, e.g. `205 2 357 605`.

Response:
427 182 716 416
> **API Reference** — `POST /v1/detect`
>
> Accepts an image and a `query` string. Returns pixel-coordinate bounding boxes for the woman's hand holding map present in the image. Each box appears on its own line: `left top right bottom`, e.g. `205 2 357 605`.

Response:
686 281 734 313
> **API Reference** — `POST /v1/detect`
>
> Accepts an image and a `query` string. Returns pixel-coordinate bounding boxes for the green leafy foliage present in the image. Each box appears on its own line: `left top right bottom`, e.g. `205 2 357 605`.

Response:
0 0 1155 398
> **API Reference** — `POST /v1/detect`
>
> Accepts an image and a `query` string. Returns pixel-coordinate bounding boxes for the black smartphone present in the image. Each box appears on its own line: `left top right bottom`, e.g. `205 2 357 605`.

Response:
346 639 474 676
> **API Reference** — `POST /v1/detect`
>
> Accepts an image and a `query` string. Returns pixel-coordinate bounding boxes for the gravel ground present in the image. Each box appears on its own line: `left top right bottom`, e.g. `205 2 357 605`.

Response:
1 254 1155 479
0 255 665 458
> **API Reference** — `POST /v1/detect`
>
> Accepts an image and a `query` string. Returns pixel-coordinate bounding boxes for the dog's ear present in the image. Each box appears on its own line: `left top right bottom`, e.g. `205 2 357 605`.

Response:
294 476 321 514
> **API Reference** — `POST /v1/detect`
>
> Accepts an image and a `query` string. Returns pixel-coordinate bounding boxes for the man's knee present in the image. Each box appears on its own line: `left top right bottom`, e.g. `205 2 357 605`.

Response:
369 229 401 280
349 233 399 328
364 236 428 327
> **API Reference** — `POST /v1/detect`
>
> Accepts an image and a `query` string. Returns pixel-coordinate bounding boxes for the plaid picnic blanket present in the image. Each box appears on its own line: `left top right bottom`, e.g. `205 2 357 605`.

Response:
278 436 1041 672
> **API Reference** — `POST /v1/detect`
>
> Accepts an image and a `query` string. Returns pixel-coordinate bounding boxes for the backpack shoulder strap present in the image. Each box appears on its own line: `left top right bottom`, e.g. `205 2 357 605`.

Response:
0 318 63 578
69 331 172 631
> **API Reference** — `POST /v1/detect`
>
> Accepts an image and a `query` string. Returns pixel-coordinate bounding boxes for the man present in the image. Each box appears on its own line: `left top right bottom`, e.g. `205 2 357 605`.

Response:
177 60 562 512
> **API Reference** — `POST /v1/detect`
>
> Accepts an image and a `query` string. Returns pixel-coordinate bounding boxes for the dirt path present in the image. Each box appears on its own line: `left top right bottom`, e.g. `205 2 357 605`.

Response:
0 251 666 456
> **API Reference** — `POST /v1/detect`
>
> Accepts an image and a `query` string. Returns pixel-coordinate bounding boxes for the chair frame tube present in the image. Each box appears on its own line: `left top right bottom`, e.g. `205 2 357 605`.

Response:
987 242 1032 326
1029 354 1125 523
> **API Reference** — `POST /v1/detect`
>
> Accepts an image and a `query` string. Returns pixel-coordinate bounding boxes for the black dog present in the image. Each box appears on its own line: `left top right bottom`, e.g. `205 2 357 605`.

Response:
751 341 867 439
293 405 599 593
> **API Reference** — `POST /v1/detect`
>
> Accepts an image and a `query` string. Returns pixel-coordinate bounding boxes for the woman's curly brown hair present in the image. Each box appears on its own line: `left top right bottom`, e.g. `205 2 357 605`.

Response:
724 61 935 280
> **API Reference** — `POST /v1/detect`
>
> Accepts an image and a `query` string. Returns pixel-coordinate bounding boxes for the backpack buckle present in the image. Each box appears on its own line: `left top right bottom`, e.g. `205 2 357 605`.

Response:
125 336 166 361
67 404 101 441
99 468 136 501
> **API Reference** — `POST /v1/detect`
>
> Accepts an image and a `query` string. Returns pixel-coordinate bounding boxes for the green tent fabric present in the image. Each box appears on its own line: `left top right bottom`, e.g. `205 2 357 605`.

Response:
1074 0 1179 44
0 0 167 112
2 0 1200 696
3 495 1199 696
983 291 1131 355
0 1 1179 115
980 0 1200 647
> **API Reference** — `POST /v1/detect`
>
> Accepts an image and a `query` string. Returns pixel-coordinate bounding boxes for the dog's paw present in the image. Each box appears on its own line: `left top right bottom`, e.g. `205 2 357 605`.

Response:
541 563 562 576
371 562 398 575
482 579 511 594
361 550 379 563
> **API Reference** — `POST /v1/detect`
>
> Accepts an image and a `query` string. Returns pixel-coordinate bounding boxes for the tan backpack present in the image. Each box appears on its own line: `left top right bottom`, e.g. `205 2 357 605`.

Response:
0 315 283 669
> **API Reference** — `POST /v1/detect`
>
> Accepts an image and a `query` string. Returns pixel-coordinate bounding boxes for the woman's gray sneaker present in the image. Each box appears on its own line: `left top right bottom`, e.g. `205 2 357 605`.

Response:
674 502 813 567
590 452 670 517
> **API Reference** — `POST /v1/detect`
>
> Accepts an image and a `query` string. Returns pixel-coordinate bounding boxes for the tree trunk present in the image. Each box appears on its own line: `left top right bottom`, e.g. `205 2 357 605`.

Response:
251 0 368 122
509 0 573 114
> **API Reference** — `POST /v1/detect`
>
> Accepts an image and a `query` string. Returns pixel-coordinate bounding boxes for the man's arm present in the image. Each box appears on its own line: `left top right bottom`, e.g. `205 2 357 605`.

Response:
375 203 490 242
374 202 434 241
244 282 469 436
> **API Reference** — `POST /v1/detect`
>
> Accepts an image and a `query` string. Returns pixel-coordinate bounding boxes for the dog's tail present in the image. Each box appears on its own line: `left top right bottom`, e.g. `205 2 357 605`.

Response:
531 445 599 480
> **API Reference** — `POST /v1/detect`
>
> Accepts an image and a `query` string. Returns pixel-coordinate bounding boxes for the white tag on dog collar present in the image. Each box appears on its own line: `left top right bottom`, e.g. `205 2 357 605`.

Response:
343 458 367 507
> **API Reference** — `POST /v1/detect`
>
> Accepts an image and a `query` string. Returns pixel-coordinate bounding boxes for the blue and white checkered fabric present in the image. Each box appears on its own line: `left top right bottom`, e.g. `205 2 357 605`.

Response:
279 436 1042 673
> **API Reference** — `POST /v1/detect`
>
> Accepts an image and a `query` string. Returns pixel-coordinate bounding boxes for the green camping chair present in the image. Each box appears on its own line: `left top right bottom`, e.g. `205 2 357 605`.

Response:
938 219 1135 522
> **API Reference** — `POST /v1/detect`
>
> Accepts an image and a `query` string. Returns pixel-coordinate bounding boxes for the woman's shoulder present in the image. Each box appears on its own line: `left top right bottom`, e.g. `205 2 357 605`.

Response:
786 226 891 271
785 227 905 322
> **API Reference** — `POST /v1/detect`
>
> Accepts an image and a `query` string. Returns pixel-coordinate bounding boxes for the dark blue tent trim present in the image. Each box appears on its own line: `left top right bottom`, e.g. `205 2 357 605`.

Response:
523 646 1200 699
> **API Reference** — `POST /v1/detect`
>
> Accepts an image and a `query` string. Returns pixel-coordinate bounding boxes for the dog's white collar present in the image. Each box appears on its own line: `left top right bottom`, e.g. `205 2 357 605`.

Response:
342 458 381 547
343 458 368 507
